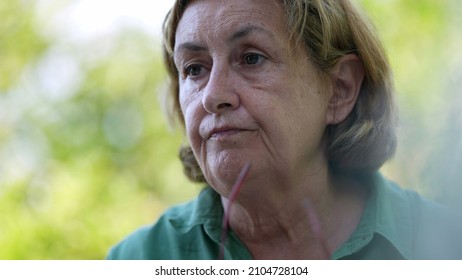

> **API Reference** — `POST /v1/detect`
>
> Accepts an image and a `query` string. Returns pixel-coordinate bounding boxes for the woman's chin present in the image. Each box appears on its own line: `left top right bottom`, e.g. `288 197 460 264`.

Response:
204 156 252 194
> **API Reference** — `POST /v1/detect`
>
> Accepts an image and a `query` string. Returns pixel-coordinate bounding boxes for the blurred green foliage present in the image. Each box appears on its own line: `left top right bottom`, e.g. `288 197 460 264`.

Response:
0 0 48 91
0 0 200 259
0 0 461 259
357 0 462 203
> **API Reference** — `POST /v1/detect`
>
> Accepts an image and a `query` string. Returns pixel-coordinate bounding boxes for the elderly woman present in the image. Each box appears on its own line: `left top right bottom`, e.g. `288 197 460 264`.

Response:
108 0 461 259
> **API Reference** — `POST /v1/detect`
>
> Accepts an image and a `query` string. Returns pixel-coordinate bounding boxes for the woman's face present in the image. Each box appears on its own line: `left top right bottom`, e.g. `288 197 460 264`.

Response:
174 0 332 193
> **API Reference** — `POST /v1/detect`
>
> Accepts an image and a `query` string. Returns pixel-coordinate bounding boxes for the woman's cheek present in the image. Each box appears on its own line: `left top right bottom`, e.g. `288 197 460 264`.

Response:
182 101 203 151
180 85 201 125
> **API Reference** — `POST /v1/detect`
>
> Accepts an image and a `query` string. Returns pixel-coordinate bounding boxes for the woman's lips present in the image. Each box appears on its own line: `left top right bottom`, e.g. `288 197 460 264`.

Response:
201 121 258 140
209 128 244 139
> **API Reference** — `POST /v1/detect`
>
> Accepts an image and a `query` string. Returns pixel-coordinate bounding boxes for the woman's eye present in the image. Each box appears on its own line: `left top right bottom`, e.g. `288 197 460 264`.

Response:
185 65 202 77
243 53 264 65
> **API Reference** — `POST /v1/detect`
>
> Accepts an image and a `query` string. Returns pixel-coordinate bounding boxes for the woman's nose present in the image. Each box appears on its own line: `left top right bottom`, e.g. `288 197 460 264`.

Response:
202 66 239 114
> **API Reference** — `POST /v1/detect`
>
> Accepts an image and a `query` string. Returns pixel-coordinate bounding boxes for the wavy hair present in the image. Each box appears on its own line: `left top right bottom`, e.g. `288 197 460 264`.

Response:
162 0 397 182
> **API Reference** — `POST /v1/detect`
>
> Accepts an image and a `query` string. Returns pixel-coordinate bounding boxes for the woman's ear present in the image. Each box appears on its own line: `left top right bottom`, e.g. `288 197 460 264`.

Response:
326 54 365 125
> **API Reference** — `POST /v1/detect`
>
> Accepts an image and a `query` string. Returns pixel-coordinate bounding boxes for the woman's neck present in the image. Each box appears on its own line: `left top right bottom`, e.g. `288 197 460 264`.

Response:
221 168 367 259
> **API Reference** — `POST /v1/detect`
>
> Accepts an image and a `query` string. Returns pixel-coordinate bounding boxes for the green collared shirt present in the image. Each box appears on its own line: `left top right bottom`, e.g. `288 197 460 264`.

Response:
107 174 462 260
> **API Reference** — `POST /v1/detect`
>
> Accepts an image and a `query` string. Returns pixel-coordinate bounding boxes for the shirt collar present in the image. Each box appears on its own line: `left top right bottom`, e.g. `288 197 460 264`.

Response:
170 187 252 259
333 173 413 259
372 173 413 259
169 187 223 235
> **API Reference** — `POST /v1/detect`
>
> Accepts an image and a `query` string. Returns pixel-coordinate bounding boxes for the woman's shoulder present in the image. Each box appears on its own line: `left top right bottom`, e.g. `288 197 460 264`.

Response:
405 188 462 259
377 175 462 259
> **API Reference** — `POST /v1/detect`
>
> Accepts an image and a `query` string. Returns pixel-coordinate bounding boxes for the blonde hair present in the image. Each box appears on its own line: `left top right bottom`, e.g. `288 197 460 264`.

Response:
162 0 397 182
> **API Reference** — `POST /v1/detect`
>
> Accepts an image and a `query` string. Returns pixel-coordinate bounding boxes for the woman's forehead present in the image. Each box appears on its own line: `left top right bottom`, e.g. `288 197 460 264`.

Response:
175 0 286 46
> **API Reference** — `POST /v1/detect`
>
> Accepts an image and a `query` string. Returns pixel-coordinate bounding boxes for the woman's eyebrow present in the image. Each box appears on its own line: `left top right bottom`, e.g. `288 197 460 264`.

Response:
175 42 207 54
175 25 271 56
226 25 269 44
173 42 207 63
